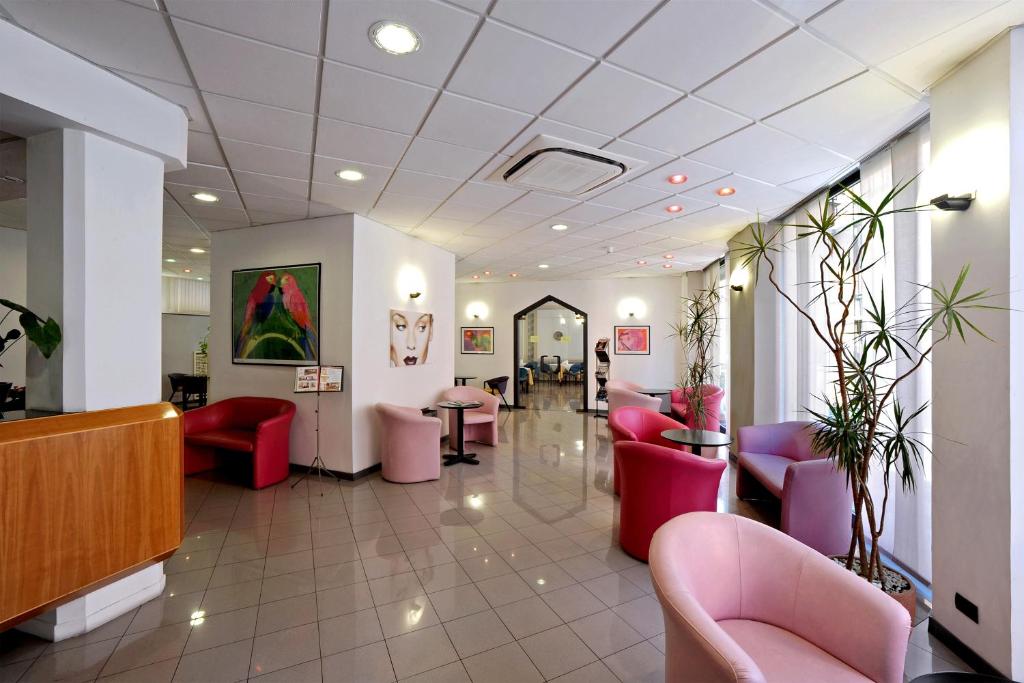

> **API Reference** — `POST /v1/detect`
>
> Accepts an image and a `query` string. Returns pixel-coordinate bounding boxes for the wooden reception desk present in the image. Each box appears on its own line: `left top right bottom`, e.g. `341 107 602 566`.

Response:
0 403 183 630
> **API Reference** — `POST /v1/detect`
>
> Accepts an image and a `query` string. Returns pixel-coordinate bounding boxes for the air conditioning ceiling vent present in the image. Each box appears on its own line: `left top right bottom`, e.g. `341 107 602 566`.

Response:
490 135 644 196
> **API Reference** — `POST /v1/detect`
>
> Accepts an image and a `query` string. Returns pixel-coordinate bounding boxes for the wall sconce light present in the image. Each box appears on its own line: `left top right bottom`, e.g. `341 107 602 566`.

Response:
397 264 426 302
465 302 489 320
931 193 975 211
616 297 646 320
730 266 749 292
409 291 421 299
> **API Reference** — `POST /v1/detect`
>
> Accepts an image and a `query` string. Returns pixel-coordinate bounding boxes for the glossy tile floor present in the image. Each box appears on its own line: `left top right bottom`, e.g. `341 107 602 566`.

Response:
518 380 584 413
1 409 972 682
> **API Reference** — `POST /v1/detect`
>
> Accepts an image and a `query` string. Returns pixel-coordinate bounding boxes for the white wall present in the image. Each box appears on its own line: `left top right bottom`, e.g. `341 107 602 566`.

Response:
0 226 27 387
532 309 584 362
929 29 1024 676
161 313 208 399
350 215 455 473
210 216 354 472
455 276 683 406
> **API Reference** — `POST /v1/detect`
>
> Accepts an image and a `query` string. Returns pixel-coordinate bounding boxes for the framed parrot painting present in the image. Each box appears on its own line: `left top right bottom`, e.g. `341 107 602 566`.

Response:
231 263 321 365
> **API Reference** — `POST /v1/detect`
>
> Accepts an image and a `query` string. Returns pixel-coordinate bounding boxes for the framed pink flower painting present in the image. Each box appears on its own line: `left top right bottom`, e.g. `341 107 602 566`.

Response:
613 325 650 355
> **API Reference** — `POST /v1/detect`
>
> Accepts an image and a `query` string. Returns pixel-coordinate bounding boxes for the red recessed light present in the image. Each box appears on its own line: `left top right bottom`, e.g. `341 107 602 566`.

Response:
666 204 683 213
664 253 674 259
510 272 519 278
662 263 674 269
483 270 491 275
667 174 688 185
184 268 192 273
636 259 647 265
472 274 480 279
716 186 736 197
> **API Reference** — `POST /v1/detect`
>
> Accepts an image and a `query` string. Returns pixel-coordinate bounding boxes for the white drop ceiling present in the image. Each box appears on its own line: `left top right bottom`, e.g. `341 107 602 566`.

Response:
0 0 1021 284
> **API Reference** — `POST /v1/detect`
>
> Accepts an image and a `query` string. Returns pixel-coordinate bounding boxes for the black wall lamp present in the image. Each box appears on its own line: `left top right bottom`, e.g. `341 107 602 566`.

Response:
931 193 975 211
409 291 421 299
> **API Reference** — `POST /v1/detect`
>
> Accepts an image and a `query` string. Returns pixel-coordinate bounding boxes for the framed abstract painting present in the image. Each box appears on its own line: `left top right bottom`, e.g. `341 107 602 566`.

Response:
613 325 650 355
231 263 321 365
461 327 494 354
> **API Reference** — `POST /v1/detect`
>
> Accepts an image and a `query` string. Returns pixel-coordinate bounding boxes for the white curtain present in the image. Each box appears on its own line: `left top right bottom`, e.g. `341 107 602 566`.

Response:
162 276 210 315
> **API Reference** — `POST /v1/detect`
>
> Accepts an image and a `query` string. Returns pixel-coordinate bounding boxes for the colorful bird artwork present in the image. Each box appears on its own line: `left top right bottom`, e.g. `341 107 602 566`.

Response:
232 264 320 364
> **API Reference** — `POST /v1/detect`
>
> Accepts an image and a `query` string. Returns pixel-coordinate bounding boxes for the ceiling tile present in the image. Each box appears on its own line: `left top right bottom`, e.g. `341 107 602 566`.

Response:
446 181 525 209
599 139 674 175
448 20 595 114
573 224 633 240
695 29 866 119
372 192 442 225
319 61 437 135
666 204 754 241
187 131 226 166
762 0 835 21
631 157 730 193
765 72 928 159
683 173 804 215
471 154 512 181
432 202 498 223
608 0 793 91
165 163 235 191
598 211 670 230
115 71 211 133
503 192 580 217
173 18 318 112
242 193 309 218
315 118 411 166
781 166 850 195
420 92 533 153
556 202 625 223
164 0 322 54
399 138 493 179
384 169 462 200
204 93 314 152
623 96 751 156
310 181 378 214
500 118 613 156
689 123 850 186
3 0 192 85
221 138 311 180
311 155 393 194
324 0 479 87
233 170 310 200
591 183 671 211
165 183 244 210
635 193 717 218
492 0 657 56
808 0 1002 65
478 209 545 230
547 63 681 136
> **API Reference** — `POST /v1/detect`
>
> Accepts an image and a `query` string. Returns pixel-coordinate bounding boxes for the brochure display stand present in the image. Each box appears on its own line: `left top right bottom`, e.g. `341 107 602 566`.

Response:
291 365 344 491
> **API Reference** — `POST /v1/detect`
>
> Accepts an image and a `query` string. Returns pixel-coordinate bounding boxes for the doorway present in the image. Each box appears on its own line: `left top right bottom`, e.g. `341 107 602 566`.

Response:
513 296 588 412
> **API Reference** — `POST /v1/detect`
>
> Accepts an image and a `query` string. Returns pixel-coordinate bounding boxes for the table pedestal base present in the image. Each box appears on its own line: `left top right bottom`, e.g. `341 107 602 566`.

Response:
443 452 479 466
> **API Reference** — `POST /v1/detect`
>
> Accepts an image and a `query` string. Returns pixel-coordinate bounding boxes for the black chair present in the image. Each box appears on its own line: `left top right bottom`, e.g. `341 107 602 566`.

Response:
485 376 511 410
168 373 209 411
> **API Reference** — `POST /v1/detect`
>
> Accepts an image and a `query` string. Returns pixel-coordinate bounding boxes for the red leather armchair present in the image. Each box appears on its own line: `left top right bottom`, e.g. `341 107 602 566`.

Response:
184 396 296 490
616 441 727 562
608 406 686 495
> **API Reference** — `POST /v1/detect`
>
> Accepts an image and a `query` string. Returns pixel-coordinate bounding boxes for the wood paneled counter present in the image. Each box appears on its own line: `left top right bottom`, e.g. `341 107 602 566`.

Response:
0 403 183 629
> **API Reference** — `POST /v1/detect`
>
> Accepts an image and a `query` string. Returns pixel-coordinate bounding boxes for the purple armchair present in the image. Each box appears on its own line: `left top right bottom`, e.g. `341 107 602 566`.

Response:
736 421 853 556
650 512 910 683
375 404 441 483
442 386 498 446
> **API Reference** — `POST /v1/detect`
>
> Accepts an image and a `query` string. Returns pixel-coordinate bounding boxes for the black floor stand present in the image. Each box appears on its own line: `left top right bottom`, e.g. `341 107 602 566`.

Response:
291 389 342 493
443 408 479 466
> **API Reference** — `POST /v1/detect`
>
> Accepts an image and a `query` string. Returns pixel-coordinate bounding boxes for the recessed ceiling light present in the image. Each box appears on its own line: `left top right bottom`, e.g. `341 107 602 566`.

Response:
510 273 519 278
716 186 736 196
369 21 421 55
165 258 176 263
196 277 204 281
191 191 219 203
335 169 364 182
189 247 206 254
668 174 688 185
666 204 683 213
662 263 674 269
184 268 192 273
550 223 568 231
483 270 491 275
636 259 647 265
538 264 549 269
664 253 674 259
472 274 480 279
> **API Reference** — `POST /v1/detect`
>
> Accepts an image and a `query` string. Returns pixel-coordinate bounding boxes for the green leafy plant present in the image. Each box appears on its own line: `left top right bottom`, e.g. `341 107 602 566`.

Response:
733 181 999 585
671 287 720 429
0 299 62 367
198 327 209 356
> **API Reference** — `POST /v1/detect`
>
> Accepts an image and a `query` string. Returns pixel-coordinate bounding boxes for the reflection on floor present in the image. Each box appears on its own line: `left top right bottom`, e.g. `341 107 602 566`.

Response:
0 410 971 682
520 380 585 413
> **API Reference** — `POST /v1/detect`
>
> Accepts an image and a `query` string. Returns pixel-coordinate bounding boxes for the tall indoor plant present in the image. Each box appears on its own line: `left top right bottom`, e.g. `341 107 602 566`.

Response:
735 180 997 587
672 287 720 429
0 299 61 366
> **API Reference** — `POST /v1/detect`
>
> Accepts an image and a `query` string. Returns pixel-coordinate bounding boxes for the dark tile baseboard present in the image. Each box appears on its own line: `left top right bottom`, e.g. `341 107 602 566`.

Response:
288 462 381 482
928 617 1006 678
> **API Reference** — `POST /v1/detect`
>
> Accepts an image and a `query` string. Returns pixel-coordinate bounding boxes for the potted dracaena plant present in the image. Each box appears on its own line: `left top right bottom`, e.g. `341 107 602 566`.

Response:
734 179 998 614
671 287 722 430
0 299 61 412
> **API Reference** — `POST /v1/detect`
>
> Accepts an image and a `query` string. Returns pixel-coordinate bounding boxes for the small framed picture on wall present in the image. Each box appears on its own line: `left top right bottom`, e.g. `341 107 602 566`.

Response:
461 327 494 354
613 325 650 355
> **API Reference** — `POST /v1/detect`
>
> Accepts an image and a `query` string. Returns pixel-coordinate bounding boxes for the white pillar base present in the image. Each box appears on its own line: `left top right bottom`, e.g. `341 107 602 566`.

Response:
16 563 165 642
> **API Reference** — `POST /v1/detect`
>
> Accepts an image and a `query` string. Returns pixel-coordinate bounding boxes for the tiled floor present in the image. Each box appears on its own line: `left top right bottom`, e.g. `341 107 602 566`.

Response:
519 380 584 413
1 409 972 682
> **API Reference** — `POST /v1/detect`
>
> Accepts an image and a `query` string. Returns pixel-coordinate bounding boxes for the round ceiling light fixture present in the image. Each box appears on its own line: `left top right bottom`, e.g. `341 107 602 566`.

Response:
472 274 480 279
191 191 219 203
165 258 176 263
189 247 206 254
665 204 683 213
510 272 519 278
667 174 688 185
550 223 568 231
636 259 647 265
664 253 674 259
336 169 365 182
369 21 421 55
183 268 192 273
483 270 491 275
538 264 549 269
662 263 674 269
716 186 736 197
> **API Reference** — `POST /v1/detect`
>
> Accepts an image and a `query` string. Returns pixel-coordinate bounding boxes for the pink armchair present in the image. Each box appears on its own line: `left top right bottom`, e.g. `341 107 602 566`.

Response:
650 512 910 683
616 442 726 561
607 387 661 416
670 384 725 433
608 406 687 495
375 404 441 483
605 379 642 392
736 421 853 556
442 386 498 446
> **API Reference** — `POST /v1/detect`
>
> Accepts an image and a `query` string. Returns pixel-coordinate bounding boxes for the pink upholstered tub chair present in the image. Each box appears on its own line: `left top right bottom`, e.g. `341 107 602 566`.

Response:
375 404 441 483
670 384 725 433
616 442 726 561
607 406 686 495
605 379 642 392
607 386 662 416
442 386 498 446
736 421 853 556
650 512 910 683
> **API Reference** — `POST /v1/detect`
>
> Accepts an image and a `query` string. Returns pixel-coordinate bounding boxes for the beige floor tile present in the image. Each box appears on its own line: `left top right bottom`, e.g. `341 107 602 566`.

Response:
398 661 469 682
569 609 644 658
428 584 490 622
474 573 536 608
535 537 588 561
314 543 360 567
416 563 473 594
461 642 543 683
172 639 252 683
359 536 406 558
406 544 456 570
518 562 577 594
369 572 426 606
256 593 318 636
458 555 513 582
442 610 514 658
250 658 322 683
385 625 459 679
101 623 191 677
376 596 441 637
582 572 645 607
185 605 257 652
602 640 665 682
612 595 665 638
322 641 395 683
317 582 374 620
518 623 597 679
267 533 314 557
313 527 356 549
208 559 265 589
549 660 620 683
494 596 563 639
163 568 214 597
249 622 320 677
95 658 177 682
217 540 268 565
497 545 551 571
127 591 204 633
316 560 367 591
201 579 262 615
363 552 415 579
319 607 384 656
21 638 119 683
445 538 493 561
556 554 615 582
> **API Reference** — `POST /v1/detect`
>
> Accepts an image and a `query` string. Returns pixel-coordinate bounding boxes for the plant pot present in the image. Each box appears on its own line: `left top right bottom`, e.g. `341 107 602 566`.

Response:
832 555 917 622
